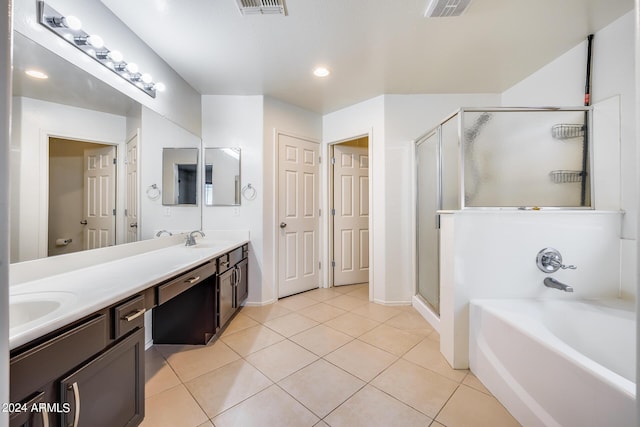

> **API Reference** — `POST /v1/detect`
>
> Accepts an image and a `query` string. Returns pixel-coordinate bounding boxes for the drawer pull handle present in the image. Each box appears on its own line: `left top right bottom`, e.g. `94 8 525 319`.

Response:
123 308 146 322
221 261 229 267
186 276 200 284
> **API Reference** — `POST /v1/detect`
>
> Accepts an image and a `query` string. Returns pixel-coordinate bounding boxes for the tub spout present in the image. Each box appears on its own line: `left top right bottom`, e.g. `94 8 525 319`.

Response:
544 277 574 292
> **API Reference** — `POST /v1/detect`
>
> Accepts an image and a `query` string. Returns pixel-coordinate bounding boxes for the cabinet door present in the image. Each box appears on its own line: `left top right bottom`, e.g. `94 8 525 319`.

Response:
235 259 248 307
60 328 144 427
218 268 234 327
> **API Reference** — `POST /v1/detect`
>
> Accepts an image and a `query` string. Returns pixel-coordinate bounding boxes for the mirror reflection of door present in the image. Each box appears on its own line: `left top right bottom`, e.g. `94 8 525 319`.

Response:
48 138 116 256
125 132 139 243
176 164 197 204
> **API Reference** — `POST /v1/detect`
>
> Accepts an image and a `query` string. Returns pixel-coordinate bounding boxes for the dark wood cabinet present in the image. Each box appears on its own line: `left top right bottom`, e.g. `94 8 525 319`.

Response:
218 267 235 328
60 328 144 427
235 258 248 307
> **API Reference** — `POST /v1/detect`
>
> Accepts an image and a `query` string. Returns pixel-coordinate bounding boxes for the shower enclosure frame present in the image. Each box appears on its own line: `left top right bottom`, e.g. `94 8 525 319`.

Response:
414 106 594 315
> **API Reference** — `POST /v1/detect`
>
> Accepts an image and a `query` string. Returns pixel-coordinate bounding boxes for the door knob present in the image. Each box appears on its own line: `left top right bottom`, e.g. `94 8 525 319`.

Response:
129 223 138 228
80 220 88 225
280 222 287 228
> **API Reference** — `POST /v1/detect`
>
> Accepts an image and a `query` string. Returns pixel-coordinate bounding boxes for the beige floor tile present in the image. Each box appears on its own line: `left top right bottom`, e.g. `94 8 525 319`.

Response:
427 330 440 342
264 312 319 337
430 422 446 427
197 422 214 427
185 359 273 418
279 359 365 418
290 324 353 356
298 303 347 323
221 313 259 337
240 304 293 323
333 283 367 293
324 312 380 337
155 341 241 382
371 359 458 418
325 385 432 427
140 384 208 427
303 287 343 302
351 303 402 322
359 324 423 356
436 385 520 427
220 325 285 356
245 340 318 382
385 311 435 336
212 385 319 426
314 421 330 427
324 339 397 382
403 338 467 382
463 371 491 395
145 347 181 398
324 294 369 311
345 286 370 300
276 294 319 311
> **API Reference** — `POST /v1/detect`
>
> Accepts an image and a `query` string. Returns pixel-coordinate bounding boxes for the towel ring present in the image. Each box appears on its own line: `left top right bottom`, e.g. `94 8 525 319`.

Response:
241 183 257 201
146 184 161 201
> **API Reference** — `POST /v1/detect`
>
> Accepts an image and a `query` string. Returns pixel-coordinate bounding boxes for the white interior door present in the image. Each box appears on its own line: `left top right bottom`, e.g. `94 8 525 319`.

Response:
125 133 139 243
333 144 369 286
278 134 320 298
83 145 116 250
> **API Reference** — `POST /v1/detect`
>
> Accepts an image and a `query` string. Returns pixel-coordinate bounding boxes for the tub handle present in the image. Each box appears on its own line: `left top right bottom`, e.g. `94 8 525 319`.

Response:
536 248 576 273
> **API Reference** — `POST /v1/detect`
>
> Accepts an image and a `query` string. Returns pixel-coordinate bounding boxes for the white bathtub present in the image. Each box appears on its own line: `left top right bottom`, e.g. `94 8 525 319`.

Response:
469 298 636 427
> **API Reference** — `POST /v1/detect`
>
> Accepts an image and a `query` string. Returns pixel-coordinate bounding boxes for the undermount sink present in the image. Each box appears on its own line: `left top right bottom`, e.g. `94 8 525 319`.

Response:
10 292 77 331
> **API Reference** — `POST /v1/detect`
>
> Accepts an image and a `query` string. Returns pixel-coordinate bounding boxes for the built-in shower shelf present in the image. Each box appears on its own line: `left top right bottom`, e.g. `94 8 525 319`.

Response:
549 170 584 184
551 124 584 140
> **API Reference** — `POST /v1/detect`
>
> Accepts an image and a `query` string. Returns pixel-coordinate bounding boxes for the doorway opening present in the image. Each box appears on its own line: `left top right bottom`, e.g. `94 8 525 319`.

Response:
329 136 370 290
48 137 116 256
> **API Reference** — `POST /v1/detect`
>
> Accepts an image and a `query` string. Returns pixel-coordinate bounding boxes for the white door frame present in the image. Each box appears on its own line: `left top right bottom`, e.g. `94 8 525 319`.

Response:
38 130 122 258
272 129 322 300
325 131 374 301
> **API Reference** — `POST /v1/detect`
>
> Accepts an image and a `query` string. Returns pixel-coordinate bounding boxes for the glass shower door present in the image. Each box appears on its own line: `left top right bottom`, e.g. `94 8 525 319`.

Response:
416 130 440 313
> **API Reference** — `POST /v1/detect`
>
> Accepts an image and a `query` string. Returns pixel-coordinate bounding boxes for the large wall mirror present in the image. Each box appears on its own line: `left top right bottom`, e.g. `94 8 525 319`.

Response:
163 148 199 206
10 32 202 263
204 148 241 206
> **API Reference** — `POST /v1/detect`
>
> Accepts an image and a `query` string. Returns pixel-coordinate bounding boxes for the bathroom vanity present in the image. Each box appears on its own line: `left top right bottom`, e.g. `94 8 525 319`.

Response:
8 238 249 427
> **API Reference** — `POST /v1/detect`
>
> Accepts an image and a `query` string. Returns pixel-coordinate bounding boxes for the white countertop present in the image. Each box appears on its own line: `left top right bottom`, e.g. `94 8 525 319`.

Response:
9 238 248 350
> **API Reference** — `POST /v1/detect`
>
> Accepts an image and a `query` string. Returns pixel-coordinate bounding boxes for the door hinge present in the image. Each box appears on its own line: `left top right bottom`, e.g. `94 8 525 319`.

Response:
124 209 128 216
113 157 117 165
318 209 321 216
331 157 336 165
112 209 116 216
319 261 321 270
319 156 321 164
331 208 335 216
331 260 336 268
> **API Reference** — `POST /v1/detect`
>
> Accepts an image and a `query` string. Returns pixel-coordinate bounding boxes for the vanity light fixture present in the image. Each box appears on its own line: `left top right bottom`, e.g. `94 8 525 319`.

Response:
37 1 165 98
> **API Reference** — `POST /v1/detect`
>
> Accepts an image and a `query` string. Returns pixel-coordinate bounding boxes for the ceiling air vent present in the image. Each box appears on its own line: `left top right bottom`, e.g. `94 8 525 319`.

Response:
236 0 287 16
424 0 472 18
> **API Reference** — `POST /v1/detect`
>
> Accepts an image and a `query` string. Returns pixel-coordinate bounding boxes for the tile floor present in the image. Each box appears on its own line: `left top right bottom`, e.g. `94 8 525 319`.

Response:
142 284 520 427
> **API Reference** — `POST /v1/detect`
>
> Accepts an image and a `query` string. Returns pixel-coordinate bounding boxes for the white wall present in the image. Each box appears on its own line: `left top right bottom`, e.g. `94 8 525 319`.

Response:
440 211 623 369
1 0 11 424
10 96 127 262
502 12 636 299
139 106 201 239
12 0 202 136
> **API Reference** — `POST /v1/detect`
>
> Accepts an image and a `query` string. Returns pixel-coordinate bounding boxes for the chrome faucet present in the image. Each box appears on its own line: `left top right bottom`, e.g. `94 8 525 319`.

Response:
543 277 574 292
185 230 205 246
155 229 173 237
536 248 576 273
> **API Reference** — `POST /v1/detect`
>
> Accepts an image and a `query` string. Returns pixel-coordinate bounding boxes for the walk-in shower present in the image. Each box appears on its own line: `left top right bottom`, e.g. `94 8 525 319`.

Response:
415 107 592 313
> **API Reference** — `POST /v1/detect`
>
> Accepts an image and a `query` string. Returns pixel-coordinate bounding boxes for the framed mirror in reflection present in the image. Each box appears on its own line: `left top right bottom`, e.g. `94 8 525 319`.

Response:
162 148 199 206
204 148 241 206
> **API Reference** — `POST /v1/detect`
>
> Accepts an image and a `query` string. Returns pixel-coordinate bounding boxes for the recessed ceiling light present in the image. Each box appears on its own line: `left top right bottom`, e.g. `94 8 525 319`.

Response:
25 69 48 79
313 67 330 78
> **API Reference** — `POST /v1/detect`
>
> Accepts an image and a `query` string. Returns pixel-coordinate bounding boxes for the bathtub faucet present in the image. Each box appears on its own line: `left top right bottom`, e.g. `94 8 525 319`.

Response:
543 277 574 292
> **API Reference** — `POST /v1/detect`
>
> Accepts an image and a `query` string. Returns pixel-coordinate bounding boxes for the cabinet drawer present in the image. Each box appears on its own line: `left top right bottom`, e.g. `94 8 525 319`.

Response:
157 262 216 305
228 246 244 266
114 295 145 339
242 244 249 259
10 314 107 403
217 253 230 272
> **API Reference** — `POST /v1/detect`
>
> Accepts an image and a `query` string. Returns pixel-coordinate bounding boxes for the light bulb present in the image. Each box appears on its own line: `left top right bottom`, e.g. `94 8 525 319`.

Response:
313 67 330 77
108 50 123 63
25 69 48 79
155 82 166 92
141 73 153 84
62 15 82 30
126 63 139 73
87 35 104 48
